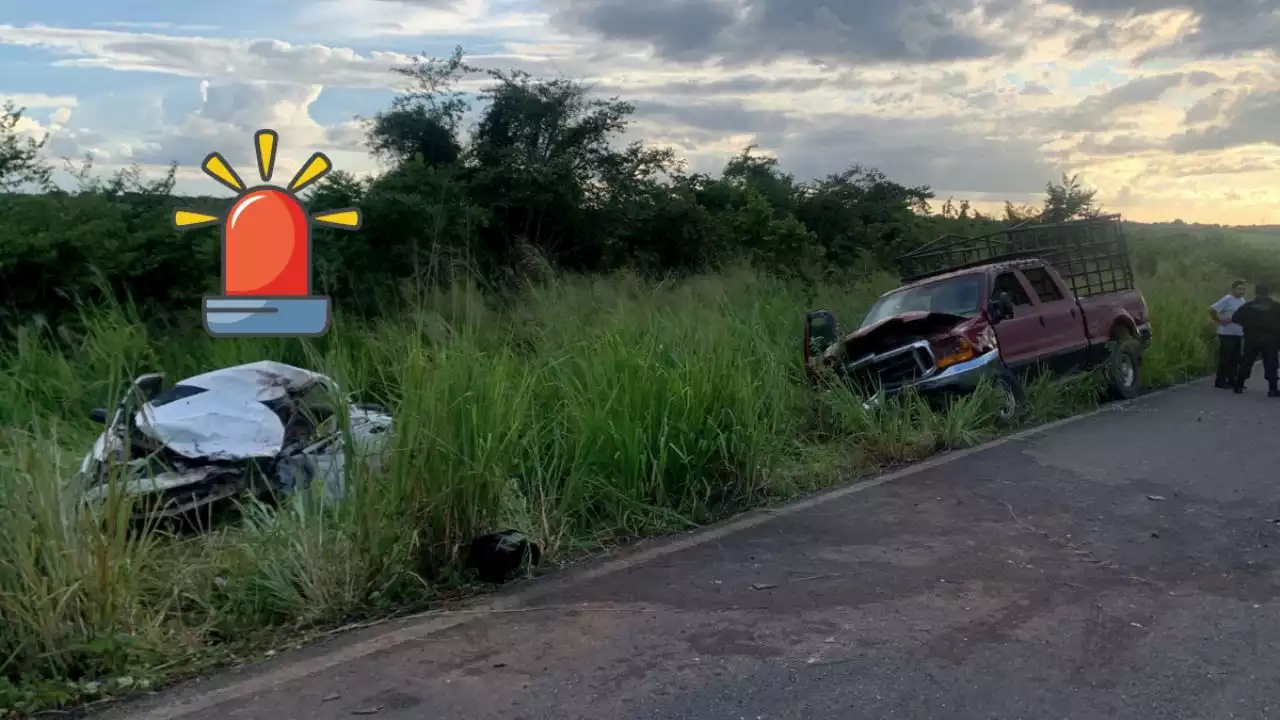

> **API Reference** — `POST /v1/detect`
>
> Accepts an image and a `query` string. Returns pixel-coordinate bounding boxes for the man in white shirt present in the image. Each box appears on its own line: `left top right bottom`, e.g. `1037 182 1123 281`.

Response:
1210 280 1248 389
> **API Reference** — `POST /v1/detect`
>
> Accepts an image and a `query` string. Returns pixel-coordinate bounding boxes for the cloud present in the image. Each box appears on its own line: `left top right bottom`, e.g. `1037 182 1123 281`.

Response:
6 0 1280 222
298 0 550 39
0 25 414 88
549 0 1034 66
1183 87 1234 125
1060 0 1280 58
116 81 372 188
1 93 78 109
91 22 221 32
625 96 1058 194
776 115 1060 194
1036 71 1220 133
1169 90 1280 154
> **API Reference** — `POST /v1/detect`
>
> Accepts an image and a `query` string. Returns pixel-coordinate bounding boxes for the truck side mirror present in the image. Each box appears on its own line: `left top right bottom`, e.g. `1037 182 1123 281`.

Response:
987 293 1015 324
999 292 1015 318
987 299 1005 324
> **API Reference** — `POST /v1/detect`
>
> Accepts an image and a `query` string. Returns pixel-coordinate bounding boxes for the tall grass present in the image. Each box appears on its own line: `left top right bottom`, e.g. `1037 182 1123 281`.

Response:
0 264 1221 712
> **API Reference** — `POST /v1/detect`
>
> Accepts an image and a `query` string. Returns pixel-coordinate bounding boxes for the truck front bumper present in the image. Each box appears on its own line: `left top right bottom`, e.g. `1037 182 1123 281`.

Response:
863 348 1008 409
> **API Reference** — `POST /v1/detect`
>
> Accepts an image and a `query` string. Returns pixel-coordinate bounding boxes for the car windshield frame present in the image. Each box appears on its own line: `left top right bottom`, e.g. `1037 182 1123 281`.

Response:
860 274 985 329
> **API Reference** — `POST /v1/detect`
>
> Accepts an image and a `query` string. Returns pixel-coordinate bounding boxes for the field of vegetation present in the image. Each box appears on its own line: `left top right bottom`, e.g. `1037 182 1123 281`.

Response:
2 48 1279 714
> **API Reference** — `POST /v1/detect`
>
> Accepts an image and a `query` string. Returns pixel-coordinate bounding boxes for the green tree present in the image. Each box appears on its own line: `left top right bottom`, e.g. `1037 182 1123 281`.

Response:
366 46 473 167
0 102 53 192
466 69 642 271
1042 172 1101 223
794 165 933 269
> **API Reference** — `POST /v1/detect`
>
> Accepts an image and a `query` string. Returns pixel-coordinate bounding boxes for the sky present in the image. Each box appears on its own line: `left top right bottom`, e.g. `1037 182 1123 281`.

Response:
1 0 1278 224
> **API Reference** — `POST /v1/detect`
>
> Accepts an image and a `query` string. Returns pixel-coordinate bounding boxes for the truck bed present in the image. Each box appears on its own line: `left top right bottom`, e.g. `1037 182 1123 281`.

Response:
1078 287 1152 365
899 215 1135 300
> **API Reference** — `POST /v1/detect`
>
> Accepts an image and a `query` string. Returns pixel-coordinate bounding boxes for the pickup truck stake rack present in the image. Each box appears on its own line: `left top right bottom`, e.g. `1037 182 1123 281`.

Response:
805 215 1152 420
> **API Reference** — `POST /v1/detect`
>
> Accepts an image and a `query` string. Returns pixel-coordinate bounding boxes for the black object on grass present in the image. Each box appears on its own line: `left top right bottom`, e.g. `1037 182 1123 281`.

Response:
466 530 541 584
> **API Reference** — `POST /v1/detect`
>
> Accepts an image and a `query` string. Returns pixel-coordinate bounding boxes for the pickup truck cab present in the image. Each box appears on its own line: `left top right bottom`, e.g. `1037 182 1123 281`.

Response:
805 215 1153 419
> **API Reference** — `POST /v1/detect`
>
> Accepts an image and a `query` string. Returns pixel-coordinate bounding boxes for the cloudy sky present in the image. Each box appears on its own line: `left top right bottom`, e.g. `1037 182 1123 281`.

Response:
3 0 1279 223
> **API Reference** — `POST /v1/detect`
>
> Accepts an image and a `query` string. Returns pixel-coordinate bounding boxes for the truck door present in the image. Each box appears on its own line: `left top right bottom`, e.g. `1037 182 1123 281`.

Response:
990 270 1042 374
1020 265 1089 374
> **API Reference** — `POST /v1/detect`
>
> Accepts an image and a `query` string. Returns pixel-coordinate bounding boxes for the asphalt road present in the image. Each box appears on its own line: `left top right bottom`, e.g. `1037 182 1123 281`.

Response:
110 378 1280 720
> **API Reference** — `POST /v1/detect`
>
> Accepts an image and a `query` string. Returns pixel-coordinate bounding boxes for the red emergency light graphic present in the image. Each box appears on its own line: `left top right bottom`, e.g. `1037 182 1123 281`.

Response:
173 130 361 337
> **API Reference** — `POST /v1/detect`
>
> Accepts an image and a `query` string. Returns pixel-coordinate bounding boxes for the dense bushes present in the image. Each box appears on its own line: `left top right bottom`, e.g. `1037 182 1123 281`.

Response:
0 48 1001 329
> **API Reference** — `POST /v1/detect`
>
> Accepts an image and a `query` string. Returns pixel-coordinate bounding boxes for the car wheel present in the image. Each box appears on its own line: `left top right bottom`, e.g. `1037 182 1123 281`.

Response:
995 373 1025 424
1108 338 1142 400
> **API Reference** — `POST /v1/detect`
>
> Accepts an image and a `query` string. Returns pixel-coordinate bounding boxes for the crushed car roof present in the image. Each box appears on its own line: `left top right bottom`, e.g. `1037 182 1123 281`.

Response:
137 361 336 460
177 361 332 403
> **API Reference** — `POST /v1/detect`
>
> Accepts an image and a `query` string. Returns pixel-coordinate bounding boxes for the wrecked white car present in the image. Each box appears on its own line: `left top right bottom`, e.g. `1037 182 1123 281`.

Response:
75 361 392 526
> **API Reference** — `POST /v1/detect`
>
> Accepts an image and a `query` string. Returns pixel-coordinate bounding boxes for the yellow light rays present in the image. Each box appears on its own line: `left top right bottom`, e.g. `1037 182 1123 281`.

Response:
173 210 220 228
311 208 362 230
201 152 245 193
175 132 360 238
255 129 278 182
288 152 331 194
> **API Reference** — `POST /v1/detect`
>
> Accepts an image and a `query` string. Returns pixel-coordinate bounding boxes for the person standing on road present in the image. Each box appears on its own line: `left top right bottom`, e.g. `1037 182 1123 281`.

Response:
1231 283 1280 396
1209 280 1248 389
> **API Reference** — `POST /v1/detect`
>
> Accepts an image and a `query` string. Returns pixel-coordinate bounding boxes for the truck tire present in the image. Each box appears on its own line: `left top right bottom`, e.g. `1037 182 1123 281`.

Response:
995 372 1025 424
1107 337 1142 400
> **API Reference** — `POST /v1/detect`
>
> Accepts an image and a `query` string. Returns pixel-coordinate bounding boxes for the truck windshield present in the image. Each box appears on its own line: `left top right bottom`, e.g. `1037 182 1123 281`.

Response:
860 275 984 328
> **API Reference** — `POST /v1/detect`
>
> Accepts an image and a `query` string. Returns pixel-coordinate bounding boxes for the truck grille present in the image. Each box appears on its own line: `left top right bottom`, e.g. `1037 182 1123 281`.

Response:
845 343 935 392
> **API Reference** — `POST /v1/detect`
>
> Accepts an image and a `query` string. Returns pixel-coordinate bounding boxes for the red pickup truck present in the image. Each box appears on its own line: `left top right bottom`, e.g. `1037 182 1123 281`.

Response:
804 215 1152 419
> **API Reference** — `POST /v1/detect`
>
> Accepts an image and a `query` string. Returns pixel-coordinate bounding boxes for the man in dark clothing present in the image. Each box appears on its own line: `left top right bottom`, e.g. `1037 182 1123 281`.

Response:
1232 283 1280 396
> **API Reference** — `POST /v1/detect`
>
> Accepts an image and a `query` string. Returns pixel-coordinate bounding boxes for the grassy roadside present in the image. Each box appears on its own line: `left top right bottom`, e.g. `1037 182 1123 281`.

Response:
0 264 1220 715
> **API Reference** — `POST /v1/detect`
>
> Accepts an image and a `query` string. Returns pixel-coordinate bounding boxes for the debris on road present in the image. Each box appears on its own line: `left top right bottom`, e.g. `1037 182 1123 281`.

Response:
466 529 541 583
75 361 393 527
1148 495 1167 501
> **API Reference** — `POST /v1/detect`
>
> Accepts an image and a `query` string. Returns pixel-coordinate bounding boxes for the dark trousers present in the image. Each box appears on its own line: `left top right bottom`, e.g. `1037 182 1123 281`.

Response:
1217 335 1242 386
1235 338 1279 390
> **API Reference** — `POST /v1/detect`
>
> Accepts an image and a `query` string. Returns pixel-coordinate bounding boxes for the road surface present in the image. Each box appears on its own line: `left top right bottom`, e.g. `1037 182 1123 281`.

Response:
109 379 1280 720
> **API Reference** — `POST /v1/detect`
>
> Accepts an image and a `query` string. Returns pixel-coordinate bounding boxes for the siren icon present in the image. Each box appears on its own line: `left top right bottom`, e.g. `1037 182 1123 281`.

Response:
173 130 361 338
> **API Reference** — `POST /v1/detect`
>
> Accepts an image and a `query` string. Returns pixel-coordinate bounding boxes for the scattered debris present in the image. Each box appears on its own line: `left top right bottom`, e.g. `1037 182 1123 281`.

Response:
351 706 384 715
1147 495 1167 501
790 573 845 584
466 529 541 584
74 361 392 528
323 693 342 702
751 572 845 591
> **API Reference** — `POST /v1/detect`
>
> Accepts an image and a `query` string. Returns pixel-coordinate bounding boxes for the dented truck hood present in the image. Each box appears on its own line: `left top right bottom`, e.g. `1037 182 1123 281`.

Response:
826 311 971 362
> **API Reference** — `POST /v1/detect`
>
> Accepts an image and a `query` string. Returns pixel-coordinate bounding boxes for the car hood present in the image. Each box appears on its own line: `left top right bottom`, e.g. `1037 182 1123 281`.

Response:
834 311 972 360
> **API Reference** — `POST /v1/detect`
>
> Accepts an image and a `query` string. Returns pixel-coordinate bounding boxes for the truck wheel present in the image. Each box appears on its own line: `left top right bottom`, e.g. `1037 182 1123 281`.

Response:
995 373 1025 424
1107 338 1142 400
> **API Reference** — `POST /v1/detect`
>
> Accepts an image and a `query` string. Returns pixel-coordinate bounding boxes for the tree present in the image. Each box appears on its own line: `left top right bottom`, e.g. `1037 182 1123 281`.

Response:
466 70 641 271
1042 173 1101 223
0 102 53 192
366 46 474 167
793 165 933 269
1003 200 1040 224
